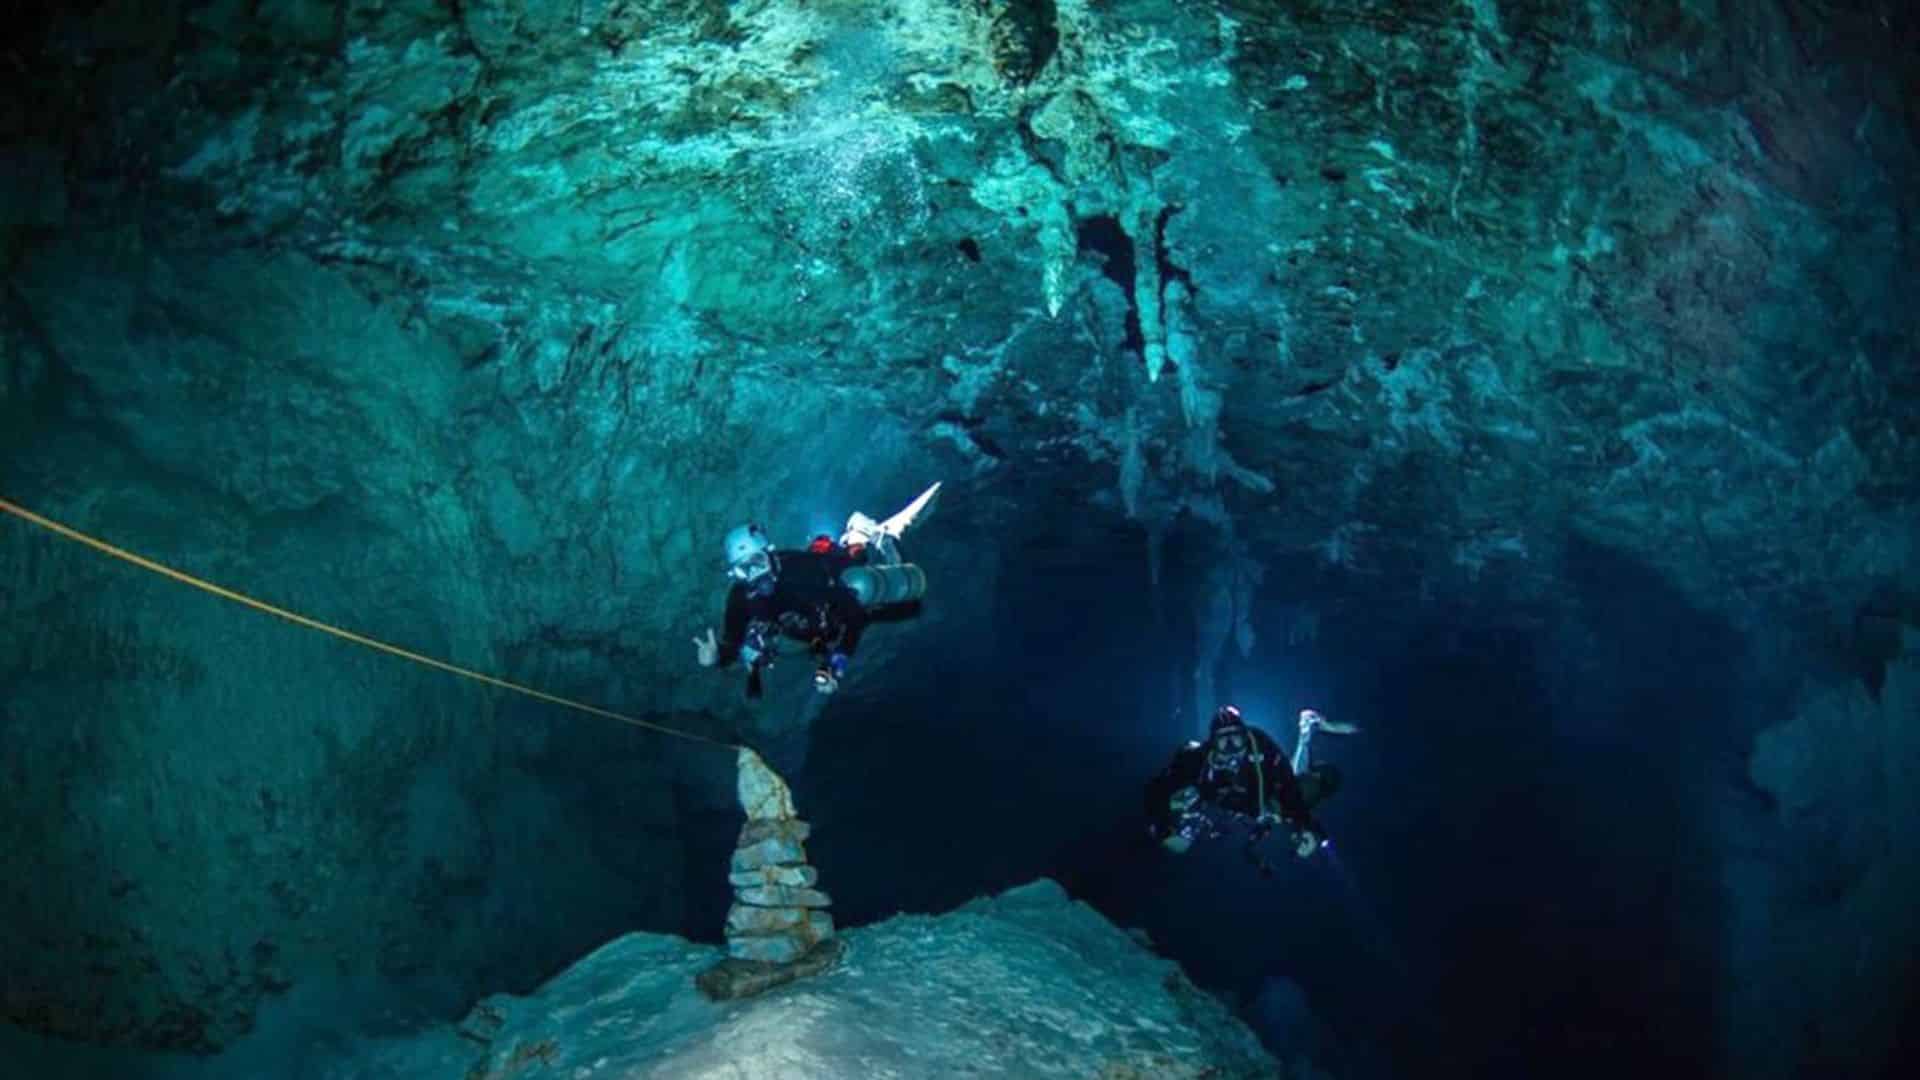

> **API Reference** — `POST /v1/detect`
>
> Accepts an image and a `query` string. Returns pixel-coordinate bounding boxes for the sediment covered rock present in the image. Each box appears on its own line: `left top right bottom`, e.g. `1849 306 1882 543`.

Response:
336 880 1281 1079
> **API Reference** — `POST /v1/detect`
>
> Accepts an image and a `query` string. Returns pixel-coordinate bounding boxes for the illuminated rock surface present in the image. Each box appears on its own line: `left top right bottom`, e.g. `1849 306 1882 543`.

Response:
336 880 1282 1080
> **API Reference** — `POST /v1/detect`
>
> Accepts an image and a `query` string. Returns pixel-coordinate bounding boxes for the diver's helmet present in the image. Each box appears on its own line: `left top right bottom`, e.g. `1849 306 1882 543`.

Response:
724 523 774 583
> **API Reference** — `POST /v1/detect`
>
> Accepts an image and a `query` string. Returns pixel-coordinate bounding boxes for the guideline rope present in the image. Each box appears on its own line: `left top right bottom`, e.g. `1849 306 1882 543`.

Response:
0 495 737 750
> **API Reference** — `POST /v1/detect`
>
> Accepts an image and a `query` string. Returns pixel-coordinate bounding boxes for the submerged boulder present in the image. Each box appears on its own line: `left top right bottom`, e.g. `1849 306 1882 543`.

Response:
337 880 1281 1079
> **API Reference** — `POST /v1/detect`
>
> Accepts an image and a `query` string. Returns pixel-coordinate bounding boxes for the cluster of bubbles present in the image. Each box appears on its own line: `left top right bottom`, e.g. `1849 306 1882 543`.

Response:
761 27 934 300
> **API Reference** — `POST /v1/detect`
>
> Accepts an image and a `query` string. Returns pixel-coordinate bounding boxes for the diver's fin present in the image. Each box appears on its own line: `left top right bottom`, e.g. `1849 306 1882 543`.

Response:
878 481 941 539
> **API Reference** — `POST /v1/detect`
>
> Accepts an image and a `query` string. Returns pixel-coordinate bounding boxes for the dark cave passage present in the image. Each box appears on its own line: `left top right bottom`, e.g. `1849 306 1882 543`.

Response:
1075 214 1147 355
787 521 1785 1078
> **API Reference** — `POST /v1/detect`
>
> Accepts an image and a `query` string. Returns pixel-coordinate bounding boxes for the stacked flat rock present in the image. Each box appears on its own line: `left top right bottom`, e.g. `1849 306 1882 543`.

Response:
697 749 843 1000
724 816 834 964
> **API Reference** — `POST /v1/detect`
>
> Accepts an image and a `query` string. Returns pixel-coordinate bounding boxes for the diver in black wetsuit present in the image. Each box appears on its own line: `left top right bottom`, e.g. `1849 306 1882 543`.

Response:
693 487 939 699
692 524 872 698
1145 704 1357 873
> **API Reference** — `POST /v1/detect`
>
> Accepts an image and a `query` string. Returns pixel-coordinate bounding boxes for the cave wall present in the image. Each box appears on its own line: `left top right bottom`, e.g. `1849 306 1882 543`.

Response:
0 232 983 1050
1723 636 1920 1077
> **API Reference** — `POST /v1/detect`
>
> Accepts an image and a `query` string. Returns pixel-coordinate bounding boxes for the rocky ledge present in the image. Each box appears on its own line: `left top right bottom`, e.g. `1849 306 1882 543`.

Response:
330 879 1287 1080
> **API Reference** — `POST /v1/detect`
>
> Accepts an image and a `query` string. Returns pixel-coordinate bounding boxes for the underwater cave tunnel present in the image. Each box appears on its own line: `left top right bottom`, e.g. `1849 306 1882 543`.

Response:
3 1 1919 1078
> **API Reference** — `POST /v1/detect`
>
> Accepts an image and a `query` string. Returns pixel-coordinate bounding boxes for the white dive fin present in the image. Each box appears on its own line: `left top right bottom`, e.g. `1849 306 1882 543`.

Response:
841 511 882 548
877 481 941 539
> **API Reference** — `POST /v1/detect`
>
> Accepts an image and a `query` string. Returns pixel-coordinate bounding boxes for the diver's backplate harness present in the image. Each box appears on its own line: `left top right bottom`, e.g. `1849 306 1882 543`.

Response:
1169 709 1357 869
1173 729 1279 851
734 552 862 695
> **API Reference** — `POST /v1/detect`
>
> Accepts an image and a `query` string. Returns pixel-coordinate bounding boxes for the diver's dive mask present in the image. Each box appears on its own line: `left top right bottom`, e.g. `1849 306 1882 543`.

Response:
723 523 774 584
729 549 773 583
1207 729 1250 771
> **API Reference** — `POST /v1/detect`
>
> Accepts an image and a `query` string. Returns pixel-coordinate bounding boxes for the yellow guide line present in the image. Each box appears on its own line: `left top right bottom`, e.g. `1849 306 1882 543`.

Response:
0 495 736 750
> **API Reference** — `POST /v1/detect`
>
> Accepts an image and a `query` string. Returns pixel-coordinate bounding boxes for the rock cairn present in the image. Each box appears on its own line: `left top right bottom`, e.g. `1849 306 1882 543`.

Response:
696 748 843 1000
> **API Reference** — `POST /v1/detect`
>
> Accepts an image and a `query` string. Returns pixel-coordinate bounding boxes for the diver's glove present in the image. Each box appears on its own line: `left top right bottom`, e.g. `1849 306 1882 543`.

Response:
1293 828 1325 858
812 652 848 694
693 628 720 668
1158 787 1204 853
1299 709 1360 736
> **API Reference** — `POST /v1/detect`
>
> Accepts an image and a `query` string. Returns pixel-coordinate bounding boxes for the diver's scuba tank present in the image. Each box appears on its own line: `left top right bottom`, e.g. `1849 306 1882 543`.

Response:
839 563 927 608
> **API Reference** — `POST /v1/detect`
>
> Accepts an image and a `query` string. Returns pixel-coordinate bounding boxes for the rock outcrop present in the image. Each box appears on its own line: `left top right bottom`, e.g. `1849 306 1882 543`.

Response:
334 879 1284 1080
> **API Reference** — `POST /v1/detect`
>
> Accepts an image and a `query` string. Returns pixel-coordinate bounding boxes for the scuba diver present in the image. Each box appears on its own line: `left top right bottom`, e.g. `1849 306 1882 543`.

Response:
693 484 938 698
1145 704 1359 873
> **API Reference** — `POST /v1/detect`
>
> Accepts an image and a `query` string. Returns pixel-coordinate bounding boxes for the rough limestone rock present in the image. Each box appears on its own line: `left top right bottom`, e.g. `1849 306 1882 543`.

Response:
722 930 834 968
725 905 833 939
728 864 819 889
734 884 833 911
730 836 807 872
328 880 1282 1080
708 747 837 982
736 748 799 823
739 819 812 846
697 937 849 999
